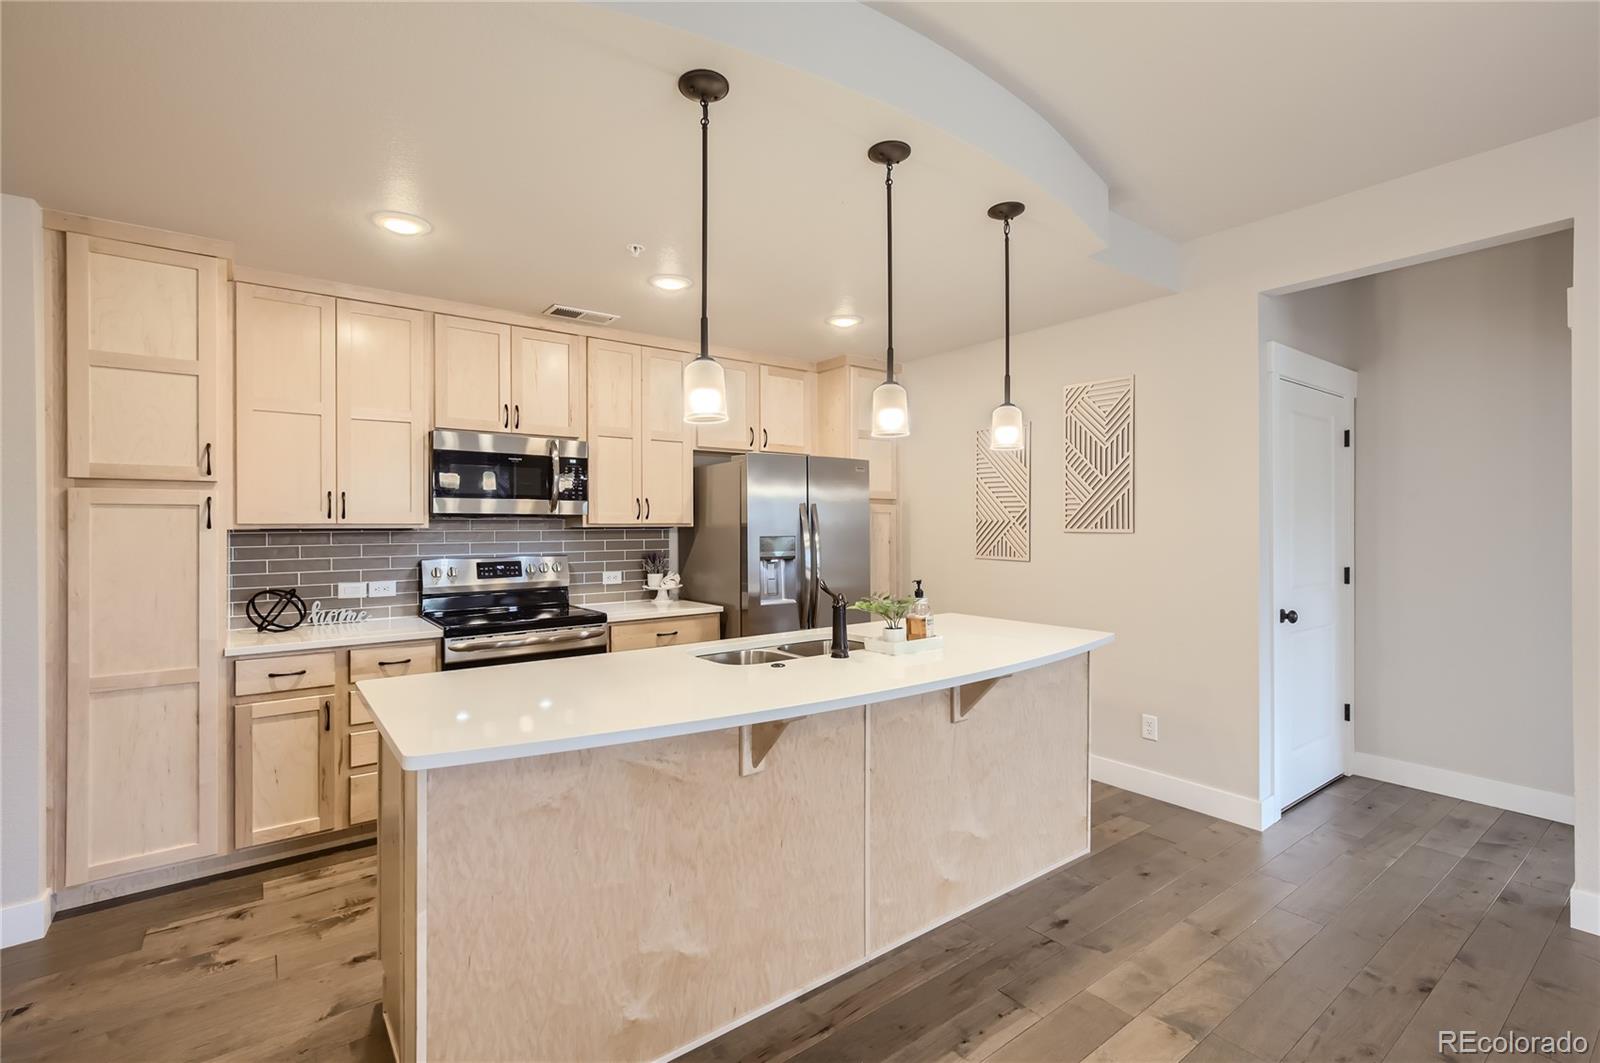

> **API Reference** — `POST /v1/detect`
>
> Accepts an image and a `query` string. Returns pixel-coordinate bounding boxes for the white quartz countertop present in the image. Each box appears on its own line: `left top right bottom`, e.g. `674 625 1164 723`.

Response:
226 617 442 658
598 599 724 623
359 613 1113 770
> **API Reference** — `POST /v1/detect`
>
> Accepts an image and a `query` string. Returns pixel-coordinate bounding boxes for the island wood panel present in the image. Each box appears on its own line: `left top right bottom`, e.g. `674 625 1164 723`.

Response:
418 707 869 1063
866 655 1090 949
378 743 423 1063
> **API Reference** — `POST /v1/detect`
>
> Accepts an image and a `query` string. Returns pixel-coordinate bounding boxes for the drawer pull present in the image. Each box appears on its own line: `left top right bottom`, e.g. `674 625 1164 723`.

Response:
656 630 679 638
376 657 412 667
267 669 307 678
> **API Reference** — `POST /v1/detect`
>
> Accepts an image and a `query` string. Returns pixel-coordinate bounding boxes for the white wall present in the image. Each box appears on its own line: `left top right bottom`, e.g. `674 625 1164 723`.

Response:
1267 232 1574 809
899 121 1597 929
1 193 51 944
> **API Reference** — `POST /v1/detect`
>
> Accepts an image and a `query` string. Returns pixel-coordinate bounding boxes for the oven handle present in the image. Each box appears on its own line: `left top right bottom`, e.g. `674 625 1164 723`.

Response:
549 439 561 511
449 626 607 652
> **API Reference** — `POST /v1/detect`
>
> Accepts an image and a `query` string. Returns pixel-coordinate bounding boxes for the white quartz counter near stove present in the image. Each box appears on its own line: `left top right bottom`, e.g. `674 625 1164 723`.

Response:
359 613 1113 770
225 617 442 658
596 599 723 623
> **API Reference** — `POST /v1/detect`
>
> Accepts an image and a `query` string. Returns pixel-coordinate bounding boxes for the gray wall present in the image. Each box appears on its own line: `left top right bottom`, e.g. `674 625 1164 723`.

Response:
1266 230 1573 796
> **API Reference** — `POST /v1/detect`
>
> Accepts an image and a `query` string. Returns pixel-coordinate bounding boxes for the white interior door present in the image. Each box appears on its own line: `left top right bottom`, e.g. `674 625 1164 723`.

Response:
1273 373 1353 808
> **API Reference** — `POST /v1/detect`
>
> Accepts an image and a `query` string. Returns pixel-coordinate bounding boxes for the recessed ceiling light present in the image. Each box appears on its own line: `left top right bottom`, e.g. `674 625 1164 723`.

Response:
649 274 692 291
827 314 862 329
372 211 431 236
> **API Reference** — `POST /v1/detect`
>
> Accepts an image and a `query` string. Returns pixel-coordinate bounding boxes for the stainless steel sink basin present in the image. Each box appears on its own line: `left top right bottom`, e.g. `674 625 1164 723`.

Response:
774 639 865 658
697 647 799 666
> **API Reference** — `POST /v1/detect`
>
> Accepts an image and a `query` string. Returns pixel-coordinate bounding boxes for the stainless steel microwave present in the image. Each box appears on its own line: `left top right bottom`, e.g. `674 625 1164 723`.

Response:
430 430 588 517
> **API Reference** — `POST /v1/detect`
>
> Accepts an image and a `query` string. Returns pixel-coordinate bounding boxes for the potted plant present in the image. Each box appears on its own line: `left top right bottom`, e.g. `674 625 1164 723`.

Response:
642 552 667 589
851 593 916 643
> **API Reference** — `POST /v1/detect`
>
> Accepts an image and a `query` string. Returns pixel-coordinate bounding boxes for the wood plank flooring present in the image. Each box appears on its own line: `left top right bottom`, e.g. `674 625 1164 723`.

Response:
2 781 1592 1062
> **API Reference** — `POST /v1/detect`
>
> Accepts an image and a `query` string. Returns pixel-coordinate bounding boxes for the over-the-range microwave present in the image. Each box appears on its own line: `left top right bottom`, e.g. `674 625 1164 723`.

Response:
430 430 588 517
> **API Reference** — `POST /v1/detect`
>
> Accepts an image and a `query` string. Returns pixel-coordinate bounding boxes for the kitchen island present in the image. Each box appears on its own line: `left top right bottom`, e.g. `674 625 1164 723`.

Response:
361 613 1112 1063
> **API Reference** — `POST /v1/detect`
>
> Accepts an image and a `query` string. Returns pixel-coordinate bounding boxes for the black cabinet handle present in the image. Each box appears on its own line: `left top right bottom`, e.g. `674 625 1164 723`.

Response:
635 498 641 519
267 669 307 678
655 630 679 639
326 490 333 519
340 491 346 520
748 426 755 447
202 442 212 476
323 700 331 732
644 497 650 520
513 404 520 430
503 403 510 428
376 658 412 667
1279 609 1299 624
762 428 769 448
204 496 212 530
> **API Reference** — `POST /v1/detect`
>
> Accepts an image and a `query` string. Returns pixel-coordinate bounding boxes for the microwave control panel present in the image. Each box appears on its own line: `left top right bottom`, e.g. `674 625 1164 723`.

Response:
557 456 588 501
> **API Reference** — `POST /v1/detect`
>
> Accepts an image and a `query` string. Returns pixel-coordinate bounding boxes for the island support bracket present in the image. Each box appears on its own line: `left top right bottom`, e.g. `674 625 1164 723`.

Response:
740 720 793 776
952 675 1011 722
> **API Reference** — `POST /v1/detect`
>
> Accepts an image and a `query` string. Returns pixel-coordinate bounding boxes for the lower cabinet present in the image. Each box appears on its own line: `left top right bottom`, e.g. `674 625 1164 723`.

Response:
608 613 721 652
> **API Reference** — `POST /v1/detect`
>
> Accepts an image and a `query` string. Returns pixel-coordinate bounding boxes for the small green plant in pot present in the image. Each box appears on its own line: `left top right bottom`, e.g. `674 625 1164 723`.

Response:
851 593 917 642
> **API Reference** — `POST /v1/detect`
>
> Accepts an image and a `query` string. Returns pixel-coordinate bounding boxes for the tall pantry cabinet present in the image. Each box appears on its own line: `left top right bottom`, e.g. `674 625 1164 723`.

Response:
59 229 230 886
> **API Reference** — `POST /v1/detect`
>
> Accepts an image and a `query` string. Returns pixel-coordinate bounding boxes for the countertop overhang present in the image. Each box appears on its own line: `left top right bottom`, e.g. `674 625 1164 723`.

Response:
359 613 1113 771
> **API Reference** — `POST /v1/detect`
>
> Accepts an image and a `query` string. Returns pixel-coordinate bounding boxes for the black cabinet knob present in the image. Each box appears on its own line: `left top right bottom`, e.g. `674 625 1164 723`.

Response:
1279 608 1299 624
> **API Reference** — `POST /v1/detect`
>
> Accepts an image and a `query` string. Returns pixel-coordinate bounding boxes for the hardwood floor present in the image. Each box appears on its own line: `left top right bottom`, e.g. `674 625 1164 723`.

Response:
2 781 1593 1062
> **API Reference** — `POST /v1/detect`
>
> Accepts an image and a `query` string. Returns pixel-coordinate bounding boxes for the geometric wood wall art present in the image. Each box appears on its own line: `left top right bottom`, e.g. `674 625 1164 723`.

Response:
976 424 1030 561
1063 375 1134 533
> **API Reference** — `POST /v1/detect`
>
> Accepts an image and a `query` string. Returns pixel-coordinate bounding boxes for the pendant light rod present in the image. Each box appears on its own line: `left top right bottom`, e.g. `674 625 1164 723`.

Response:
678 69 729 363
987 201 1026 404
868 141 910 384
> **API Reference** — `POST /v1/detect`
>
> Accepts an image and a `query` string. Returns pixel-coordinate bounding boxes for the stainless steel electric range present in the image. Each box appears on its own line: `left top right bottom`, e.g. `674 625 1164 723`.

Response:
419 555 609 669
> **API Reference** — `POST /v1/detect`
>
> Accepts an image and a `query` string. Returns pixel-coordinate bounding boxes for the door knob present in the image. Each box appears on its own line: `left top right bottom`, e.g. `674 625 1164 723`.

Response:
1279 609 1299 624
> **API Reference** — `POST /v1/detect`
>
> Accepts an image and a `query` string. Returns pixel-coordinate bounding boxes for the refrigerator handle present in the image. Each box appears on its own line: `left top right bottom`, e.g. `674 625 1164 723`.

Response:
798 502 815 628
810 502 823 625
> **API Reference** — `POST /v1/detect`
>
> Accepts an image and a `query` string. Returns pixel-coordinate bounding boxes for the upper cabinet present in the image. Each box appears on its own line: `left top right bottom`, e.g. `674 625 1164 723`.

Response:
818 364 898 500
235 287 429 526
694 357 759 452
693 359 815 455
66 234 223 481
435 316 586 438
585 340 692 526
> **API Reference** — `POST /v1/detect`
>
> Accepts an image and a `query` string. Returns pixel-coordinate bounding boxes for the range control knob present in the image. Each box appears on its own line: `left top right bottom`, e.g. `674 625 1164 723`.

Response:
551 561 562 573
538 562 551 573
430 566 442 580
446 566 457 578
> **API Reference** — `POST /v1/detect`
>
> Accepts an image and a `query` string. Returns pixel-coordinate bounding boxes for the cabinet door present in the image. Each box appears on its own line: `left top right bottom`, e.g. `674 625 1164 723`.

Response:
336 300 430 526
640 347 692 524
694 357 759 452
234 694 336 848
869 500 901 597
66 235 221 481
851 367 899 500
510 327 586 437
235 284 337 525
66 488 220 884
586 340 642 526
759 365 813 454
434 315 510 432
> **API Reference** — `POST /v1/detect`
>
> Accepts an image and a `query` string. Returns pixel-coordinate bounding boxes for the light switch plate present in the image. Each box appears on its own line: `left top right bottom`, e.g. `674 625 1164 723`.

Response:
368 580 397 598
602 570 623 585
337 581 367 599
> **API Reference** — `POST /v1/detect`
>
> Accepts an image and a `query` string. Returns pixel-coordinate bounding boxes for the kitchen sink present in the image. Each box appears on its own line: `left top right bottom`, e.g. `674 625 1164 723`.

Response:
697 647 799 666
774 639 864 658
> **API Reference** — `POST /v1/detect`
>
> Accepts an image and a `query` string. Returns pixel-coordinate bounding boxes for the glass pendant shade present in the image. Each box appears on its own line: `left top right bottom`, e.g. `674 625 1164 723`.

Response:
870 380 910 438
683 355 729 424
989 402 1024 450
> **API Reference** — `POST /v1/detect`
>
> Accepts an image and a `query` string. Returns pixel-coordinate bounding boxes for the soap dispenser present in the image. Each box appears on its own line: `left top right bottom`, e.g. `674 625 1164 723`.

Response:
907 579 933 640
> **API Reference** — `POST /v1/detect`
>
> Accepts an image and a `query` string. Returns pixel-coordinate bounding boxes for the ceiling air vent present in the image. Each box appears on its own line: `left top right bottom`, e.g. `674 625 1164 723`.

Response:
542 303 620 326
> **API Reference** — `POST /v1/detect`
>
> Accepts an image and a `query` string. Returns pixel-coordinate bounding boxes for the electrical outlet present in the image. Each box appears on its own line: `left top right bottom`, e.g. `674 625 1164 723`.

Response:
602 570 623 585
1141 714 1159 741
368 580 397 598
336 581 367 599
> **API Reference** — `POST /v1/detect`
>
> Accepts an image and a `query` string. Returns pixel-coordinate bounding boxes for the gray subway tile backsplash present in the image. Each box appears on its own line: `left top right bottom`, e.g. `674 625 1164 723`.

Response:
227 518 673 629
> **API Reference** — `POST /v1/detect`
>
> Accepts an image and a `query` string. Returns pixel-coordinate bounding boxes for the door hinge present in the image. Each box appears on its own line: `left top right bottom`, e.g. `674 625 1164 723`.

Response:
1343 429 1351 448
1344 703 1351 722
1343 566 1351 585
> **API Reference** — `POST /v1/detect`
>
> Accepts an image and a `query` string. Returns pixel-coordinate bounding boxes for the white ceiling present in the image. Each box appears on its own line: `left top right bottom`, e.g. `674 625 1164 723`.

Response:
877 1 1600 240
0 2 1164 364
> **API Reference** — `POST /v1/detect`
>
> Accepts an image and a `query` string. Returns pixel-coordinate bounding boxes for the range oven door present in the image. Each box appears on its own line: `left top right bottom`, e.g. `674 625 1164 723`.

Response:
442 625 610 669
432 430 587 517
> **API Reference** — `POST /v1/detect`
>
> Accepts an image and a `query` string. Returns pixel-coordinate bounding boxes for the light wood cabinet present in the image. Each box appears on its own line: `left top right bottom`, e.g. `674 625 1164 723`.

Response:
66 234 223 481
607 613 721 652
757 365 814 454
233 694 336 848
235 289 430 526
694 357 759 452
585 340 692 526
235 284 336 525
870 500 902 597
233 650 337 696
435 317 587 438
819 364 898 500
66 488 221 885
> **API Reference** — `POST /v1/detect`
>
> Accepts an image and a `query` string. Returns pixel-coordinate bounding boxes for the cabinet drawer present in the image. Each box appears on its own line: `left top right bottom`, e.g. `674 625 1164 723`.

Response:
348 728 379 769
349 771 377 825
234 652 336 696
348 688 373 727
608 613 720 653
348 640 439 682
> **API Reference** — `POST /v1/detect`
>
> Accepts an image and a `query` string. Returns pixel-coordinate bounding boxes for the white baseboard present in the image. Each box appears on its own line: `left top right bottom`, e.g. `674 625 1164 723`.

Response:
1572 887 1600 937
1091 754 1273 831
1349 752 1574 825
1 889 54 947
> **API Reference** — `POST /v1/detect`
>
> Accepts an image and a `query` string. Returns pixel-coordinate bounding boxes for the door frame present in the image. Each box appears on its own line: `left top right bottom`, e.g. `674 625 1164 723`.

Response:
1264 341 1358 823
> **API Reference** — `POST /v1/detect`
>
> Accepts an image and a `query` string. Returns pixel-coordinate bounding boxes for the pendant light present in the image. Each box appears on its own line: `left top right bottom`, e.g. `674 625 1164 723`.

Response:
680 69 730 424
987 201 1026 451
868 140 912 438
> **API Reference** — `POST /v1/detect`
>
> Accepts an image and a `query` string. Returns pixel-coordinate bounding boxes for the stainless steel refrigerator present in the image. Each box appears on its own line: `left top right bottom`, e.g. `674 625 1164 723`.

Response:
680 453 870 638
